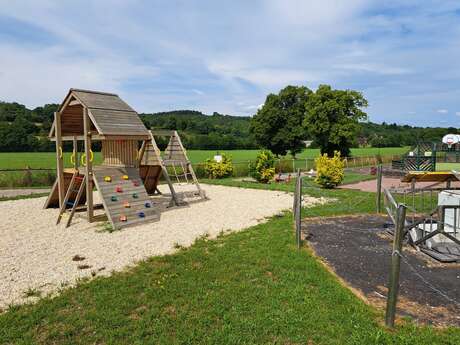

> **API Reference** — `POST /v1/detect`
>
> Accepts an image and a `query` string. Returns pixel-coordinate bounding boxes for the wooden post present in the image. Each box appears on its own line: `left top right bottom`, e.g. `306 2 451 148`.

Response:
438 206 445 233
376 164 383 213
296 169 302 248
83 108 94 221
54 111 65 208
72 136 78 170
385 204 406 328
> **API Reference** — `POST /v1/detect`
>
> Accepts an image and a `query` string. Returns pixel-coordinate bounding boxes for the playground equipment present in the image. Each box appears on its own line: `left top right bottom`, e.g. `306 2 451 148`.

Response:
391 136 460 172
44 88 204 229
382 171 460 262
391 142 436 172
138 130 206 202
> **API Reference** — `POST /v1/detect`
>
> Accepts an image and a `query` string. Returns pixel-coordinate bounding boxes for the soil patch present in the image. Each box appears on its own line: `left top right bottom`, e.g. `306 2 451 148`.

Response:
304 214 460 326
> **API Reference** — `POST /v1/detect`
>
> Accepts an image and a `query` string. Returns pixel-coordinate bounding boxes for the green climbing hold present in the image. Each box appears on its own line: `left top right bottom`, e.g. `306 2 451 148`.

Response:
132 193 139 199
111 196 118 202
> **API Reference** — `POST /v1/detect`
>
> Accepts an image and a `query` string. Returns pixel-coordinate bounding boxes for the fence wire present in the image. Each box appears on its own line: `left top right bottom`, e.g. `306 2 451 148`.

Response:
398 252 460 307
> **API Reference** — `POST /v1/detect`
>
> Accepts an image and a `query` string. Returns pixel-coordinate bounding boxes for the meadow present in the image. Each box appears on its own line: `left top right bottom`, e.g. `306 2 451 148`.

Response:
0 147 408 170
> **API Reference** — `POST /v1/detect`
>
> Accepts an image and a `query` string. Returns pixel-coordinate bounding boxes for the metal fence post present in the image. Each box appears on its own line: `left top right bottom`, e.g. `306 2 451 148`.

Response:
385 204 406 328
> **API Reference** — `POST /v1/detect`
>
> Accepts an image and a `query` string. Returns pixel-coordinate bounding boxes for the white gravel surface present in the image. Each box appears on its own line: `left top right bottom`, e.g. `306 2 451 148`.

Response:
0 183 325 309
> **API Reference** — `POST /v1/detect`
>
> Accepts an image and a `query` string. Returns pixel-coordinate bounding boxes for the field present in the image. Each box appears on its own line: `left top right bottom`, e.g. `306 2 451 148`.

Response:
1 179 459 344
0 147 408 170
436 162 460 171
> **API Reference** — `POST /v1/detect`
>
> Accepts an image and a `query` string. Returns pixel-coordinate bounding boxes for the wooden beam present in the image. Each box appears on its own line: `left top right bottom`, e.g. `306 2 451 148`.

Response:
138 140 147 167
150 129 176 137
73 136 78 170
83 108 94 221
51 134 102 142
54 111 65 208
69 100 81 106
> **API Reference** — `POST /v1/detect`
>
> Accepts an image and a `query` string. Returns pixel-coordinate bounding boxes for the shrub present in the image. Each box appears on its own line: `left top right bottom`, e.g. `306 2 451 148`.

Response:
203 153 233 179
250 150 276 183
315 151 345 188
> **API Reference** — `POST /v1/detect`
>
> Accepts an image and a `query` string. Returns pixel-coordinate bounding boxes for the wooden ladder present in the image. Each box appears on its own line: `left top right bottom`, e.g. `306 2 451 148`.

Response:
56 171 87 228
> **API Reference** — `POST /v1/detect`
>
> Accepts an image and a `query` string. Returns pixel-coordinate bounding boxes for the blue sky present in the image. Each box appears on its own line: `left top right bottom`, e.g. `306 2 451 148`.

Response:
1 1 460 126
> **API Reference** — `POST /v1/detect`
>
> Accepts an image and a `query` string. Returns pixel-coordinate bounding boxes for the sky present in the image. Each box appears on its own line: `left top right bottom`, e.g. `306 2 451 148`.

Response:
1 0 460 126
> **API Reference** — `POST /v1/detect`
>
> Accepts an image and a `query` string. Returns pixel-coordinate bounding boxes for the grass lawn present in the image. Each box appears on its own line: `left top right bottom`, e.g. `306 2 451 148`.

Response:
1 178 459 344
0 147 409 170
436 162 460 171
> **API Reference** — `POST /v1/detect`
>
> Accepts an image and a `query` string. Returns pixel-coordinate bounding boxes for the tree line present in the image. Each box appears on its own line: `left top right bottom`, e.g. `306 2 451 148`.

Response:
0 95 458 154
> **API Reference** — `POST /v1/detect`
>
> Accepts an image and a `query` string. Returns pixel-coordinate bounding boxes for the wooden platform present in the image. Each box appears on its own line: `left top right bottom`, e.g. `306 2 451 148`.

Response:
139 165 162 195
44 170 87 209
92 166 160 229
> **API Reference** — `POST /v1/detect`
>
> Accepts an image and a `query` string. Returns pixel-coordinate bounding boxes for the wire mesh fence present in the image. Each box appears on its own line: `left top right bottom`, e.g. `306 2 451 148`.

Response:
0 154 394 188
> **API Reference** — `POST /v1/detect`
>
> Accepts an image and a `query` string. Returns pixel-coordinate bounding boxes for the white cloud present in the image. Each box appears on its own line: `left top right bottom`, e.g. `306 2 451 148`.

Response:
192 89 204 96
437 109 448 114
1 0 460 123
456 112 460 116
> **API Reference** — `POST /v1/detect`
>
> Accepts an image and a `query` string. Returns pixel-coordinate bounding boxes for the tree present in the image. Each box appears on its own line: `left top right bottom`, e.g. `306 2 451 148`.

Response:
250 85 312 157
304 85 368 157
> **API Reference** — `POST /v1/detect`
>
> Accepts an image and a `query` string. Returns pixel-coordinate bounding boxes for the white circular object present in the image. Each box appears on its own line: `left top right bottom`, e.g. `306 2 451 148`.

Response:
442 134 460 147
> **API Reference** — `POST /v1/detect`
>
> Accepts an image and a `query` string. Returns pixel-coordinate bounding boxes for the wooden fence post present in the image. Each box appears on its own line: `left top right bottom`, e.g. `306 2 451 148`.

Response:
376 164 383 213
295 169 302 248
385 204 406 328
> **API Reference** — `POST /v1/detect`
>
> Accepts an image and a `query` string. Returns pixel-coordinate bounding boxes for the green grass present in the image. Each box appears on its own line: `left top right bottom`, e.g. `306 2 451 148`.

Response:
436 162 460 171
1 182 459 343
0 193 48 202
0 147 409 170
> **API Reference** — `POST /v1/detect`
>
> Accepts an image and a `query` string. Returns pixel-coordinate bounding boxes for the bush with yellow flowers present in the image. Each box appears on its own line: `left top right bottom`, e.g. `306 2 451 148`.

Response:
250 150 276 183
315 151 345 188
204 153 234 179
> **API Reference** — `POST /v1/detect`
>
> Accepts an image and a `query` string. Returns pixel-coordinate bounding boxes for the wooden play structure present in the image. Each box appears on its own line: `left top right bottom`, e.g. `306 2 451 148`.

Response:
45 88 204 229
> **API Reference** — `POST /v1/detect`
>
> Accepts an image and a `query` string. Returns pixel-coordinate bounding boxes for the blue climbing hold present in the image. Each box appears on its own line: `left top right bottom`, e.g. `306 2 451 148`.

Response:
138 212 145 218
144 202 151 208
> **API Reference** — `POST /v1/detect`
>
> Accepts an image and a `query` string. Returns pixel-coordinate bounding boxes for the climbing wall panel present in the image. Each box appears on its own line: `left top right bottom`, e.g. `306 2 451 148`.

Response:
92 166 160 229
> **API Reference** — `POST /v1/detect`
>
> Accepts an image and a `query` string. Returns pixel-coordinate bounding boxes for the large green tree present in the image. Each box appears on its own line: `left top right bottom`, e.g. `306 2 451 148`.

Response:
304 85 368 157
250 85 312 157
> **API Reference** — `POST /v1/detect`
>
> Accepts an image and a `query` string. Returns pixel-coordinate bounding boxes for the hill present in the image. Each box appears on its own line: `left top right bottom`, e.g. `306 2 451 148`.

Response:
0 100 459 153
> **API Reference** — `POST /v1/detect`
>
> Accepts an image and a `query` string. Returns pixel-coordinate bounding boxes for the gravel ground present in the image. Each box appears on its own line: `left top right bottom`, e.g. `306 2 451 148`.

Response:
0 184 325 309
